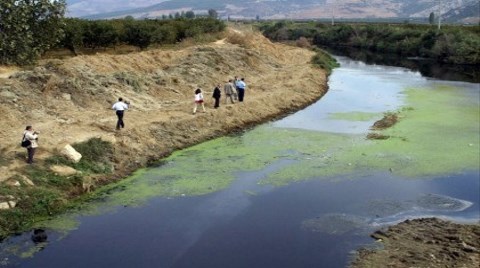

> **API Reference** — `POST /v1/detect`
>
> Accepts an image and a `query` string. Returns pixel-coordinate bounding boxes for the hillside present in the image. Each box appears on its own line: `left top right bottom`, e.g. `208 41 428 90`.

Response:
0 28 327 212
72 0 479 23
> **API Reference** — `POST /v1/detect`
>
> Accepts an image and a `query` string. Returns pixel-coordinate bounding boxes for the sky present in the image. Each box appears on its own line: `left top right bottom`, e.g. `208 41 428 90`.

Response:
66 0 167 17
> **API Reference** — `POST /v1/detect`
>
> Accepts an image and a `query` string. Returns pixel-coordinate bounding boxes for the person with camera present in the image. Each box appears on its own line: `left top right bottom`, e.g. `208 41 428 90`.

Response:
112 97 129 130
23 126 39 164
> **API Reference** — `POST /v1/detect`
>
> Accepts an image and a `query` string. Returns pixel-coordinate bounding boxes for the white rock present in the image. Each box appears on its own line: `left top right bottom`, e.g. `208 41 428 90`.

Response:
60 144 82 163
50 165 79 176
0 201 16 210
8 201 16 208
20 176 35 186
62 93 72 101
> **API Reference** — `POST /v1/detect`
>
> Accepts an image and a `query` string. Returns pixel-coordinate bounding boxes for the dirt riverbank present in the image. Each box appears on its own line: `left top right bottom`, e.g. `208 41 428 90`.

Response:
351 218 480 268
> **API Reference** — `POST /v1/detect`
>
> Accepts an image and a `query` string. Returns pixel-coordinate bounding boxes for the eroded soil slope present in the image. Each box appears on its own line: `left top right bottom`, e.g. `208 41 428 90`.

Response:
0 29 327 185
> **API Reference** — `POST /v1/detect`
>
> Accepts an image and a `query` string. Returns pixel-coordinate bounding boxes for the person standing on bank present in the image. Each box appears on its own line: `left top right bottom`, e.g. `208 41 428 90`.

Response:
212 84 221 108
23 126 39 164
224 80 236 104
234 76 240 100
193 88 206 114
237 78 247 102
112 97 129 130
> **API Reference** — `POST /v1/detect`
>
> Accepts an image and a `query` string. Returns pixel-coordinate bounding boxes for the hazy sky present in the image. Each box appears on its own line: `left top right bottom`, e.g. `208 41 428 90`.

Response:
66 0 167 17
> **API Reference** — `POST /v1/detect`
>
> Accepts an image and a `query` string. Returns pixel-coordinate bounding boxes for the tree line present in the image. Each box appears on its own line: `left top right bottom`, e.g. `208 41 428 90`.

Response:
0 0 225 65
61 17 225 55
258 21 480 65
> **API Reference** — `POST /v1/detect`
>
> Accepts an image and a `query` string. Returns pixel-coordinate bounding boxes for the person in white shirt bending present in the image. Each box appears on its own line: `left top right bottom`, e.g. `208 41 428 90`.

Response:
193 88 206 114
112 97 129 130
23 126 39 164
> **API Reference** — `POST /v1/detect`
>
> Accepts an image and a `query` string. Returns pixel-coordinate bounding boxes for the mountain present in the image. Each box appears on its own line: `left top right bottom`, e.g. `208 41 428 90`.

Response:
66 0 479 23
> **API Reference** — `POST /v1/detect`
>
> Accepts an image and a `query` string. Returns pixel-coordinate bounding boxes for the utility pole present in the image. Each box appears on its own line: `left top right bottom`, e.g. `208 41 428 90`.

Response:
331 0 336 26
437 0 442 30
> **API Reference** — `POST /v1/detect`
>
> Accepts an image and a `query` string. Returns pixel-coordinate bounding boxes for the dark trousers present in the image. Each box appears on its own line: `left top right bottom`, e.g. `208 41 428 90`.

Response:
27 147 36 164
116 110 125 129
214 97 220 108
238 88 245 102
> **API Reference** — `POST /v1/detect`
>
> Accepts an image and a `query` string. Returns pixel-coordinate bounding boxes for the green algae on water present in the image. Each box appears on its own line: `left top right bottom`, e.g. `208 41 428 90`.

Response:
263 85 480 183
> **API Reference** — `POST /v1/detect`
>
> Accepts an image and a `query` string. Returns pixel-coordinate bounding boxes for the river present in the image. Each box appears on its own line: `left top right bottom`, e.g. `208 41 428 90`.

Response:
1 56 479 268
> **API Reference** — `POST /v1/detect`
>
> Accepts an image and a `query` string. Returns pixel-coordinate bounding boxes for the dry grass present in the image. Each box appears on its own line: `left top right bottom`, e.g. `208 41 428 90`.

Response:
296 37 311 48
226 30 257 48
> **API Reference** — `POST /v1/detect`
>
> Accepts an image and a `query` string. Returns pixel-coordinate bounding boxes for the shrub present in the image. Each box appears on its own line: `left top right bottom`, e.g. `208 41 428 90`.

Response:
311 49 340 74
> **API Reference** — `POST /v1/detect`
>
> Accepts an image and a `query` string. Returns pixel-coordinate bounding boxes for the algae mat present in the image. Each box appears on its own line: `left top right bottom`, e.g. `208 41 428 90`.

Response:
264 85 479 184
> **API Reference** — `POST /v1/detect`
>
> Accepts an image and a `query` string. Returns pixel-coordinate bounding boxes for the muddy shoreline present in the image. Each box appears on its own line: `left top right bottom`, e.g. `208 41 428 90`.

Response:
351 218 480 268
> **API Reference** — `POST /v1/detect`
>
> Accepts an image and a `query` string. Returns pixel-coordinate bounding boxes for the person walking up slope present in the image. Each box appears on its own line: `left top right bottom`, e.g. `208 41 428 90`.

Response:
212 84 221 108
223 80 236 104
193 88 206 114
112 97 129 130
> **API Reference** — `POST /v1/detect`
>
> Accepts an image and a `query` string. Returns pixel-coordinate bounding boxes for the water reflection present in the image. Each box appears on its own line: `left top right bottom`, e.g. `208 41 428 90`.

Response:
325 47 480 83
3 167 478 268
274 56 417 133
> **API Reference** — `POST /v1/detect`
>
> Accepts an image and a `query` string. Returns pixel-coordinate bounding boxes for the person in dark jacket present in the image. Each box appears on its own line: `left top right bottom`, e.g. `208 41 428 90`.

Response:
212 84 221 108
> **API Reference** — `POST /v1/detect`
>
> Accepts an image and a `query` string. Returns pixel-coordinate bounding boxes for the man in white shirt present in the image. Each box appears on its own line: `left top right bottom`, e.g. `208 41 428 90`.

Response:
112 97 129 130
237 78 247 102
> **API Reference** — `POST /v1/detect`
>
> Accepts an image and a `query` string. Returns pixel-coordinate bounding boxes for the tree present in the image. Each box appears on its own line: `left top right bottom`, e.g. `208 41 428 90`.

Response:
208 9 218 19
0 0 66 65
185 11 195 19
83 21 118 49
429 12 435 25
123 21 153 49
61 18 85 55
174 12 181 18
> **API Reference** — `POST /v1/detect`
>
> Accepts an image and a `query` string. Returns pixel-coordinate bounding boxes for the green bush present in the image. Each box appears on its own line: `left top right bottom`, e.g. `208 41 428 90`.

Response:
71 138 114 173
311 49 340 74
46 138 114 174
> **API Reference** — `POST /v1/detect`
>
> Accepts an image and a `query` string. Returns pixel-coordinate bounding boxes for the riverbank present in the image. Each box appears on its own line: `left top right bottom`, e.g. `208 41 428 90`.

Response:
352 218 480 268
0 28 329 237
